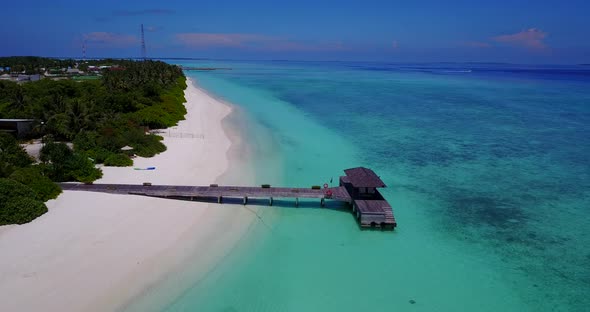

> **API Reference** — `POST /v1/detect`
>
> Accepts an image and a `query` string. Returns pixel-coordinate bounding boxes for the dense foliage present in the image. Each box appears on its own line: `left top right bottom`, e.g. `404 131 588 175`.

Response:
0 57 186 168
0 178 48 225
0 56 76 74
0 135 56 224
0 57 187 225
0 132 33 177
104 154 133 167
2 197 48 225
40 141 102 183
9 167 62 201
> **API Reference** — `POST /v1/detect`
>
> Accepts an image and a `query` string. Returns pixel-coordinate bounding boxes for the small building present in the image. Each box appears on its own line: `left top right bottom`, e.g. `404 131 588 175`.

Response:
340 167 396 229
17 74 30 81
30 74 41 81
0 74 12 81
47 68 63 75
67 68 81 74
0 119 35 138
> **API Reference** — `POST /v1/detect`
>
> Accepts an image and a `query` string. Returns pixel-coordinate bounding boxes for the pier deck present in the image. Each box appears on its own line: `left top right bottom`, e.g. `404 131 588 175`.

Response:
58 167 397 230
59 183 351 202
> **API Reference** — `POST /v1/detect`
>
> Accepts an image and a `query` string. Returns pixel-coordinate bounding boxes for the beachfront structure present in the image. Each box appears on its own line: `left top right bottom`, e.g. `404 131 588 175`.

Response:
59 167 397 230
2 74 42 82
0 119 35 138
339 167 395 228
67 68 81 74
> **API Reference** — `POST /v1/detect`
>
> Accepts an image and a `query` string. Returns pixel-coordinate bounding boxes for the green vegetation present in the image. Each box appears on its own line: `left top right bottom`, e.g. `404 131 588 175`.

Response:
0 178 48 225
0 57 188 225
40 141 102 183
9 167 62 201
0 57 186 170
0 135 56 225
0 56 76 74
0 132 33 176
104 154 133 167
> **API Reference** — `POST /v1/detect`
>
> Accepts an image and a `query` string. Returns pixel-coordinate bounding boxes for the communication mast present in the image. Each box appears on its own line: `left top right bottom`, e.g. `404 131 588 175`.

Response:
141 24 147 60
82 40 86 60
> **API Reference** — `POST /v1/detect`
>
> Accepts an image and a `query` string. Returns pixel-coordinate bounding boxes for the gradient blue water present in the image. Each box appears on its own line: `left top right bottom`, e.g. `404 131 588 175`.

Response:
149 61 589 311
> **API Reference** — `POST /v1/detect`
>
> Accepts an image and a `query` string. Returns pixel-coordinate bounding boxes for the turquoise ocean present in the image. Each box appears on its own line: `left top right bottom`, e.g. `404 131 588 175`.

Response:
143 61 589 311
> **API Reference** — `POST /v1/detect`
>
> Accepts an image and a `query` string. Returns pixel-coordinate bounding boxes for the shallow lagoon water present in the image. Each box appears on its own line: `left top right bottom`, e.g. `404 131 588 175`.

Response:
141 61 589 311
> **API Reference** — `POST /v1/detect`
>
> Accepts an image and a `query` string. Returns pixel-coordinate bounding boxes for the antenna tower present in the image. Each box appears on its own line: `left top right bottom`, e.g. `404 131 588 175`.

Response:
141 24 147 60
82 40 86 60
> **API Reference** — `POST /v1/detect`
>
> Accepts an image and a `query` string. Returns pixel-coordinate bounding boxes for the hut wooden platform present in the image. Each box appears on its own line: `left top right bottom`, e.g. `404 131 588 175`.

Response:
58 167 397 230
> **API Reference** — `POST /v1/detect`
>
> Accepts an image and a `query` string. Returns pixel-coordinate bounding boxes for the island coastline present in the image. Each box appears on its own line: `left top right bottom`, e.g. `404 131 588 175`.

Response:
0 77 257 312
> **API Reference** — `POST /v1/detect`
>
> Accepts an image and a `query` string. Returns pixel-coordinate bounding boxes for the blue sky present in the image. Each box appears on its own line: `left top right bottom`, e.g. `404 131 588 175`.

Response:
1 0 589 63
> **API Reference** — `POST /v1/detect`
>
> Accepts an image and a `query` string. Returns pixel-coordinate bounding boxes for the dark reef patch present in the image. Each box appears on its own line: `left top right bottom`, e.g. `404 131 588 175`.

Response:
440 189 528 229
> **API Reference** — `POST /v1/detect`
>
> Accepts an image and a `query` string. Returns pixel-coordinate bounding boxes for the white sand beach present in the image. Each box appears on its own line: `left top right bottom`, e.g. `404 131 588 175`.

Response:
0 78 256 312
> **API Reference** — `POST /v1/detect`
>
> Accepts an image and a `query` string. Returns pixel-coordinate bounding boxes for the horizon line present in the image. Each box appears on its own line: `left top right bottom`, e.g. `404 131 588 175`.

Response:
1 55 588 67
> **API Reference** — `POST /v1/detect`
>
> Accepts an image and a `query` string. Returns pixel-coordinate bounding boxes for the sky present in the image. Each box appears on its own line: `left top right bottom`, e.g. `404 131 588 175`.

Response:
1 0 589 64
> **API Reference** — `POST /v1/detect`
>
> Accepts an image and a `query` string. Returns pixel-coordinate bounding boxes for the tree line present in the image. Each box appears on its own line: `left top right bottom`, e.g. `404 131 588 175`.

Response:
0 57 187 225
0 56 77 74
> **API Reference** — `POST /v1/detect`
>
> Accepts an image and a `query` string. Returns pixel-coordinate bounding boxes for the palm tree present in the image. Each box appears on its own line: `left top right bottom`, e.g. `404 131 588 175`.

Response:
8 86 28 116
67 99 95 135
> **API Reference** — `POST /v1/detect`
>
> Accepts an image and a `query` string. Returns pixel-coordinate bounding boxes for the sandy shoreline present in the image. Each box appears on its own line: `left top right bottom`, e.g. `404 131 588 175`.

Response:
0 78 256 312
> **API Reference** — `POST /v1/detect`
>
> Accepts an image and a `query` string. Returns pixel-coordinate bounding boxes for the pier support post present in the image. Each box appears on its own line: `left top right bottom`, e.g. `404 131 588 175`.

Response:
269 197 273 206
320 198 325 207
218 196 222 204
243 196 248 205
295 198 299 207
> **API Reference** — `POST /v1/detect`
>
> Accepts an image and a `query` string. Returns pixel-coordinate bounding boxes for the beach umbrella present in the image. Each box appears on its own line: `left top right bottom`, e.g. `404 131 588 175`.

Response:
120 145 134 151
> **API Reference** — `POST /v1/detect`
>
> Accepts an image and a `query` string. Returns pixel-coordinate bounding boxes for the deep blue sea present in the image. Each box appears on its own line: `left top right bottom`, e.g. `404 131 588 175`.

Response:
132 61 590 311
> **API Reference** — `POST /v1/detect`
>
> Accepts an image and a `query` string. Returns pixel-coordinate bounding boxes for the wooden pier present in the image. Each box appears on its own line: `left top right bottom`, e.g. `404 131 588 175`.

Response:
59 167 396 230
